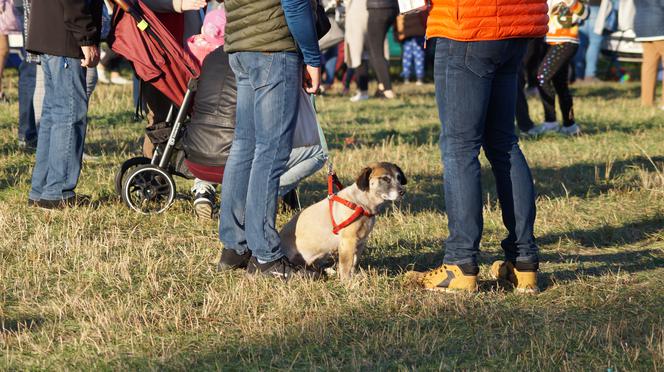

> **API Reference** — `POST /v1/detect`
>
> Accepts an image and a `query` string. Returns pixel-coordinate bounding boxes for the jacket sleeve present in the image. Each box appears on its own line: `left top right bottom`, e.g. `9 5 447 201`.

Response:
141 0 181 13
282 0 321 67
59 0 99 46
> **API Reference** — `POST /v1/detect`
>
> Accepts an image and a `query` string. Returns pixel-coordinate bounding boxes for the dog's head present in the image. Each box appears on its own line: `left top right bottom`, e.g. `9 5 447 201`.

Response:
355 162 407 202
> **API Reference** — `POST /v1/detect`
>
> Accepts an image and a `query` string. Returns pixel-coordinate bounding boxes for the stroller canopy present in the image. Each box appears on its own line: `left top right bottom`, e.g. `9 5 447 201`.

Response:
109 0 200 106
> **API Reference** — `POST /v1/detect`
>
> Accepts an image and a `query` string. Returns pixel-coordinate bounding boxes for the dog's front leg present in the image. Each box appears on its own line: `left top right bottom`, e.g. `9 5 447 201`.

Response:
338 237 359 280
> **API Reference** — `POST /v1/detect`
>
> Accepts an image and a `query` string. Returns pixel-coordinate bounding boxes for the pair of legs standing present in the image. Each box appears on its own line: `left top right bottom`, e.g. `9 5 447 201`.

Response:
537 43 580 133
415 37 539 293
640 40 664 109
29 55 89 203
219 51 302 264
366 7 398 96
401 36 425 83
574 4 602 81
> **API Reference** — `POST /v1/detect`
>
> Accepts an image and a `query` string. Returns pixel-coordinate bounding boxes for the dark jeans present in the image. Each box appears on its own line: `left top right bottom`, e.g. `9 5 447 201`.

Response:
537 43 578 126
434 38 539 266
515 39 545 131
355 60 369 91
367 7 398 91
18 60 37 143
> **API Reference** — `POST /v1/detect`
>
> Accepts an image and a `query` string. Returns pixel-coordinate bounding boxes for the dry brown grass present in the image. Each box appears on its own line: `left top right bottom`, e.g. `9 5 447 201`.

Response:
0 77 663 370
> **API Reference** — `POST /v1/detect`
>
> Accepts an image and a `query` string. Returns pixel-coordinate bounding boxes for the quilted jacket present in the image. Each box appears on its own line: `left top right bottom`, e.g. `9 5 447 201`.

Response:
426 0 549 41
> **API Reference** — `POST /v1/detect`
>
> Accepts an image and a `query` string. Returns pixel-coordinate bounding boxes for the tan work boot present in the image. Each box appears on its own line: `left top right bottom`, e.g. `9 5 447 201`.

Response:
490 260 539 294
409 263 478 293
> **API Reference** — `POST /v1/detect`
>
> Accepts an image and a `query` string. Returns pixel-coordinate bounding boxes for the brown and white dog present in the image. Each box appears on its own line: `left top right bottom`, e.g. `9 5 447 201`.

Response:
280 162 407 279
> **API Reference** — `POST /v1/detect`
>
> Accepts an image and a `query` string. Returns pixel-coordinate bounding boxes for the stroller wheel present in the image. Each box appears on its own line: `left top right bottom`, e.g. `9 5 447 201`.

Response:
122 165 176 214
115 156 151 197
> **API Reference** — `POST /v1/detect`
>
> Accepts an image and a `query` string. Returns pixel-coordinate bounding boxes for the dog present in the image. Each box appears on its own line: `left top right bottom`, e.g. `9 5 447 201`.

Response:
280 162 406 279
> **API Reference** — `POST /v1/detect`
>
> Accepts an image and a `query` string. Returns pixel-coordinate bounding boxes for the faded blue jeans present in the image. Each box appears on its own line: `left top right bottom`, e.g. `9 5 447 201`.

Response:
219 51 302 262
434 38 539 266
575 5 603 79
279 144 327 196
29 55 88 202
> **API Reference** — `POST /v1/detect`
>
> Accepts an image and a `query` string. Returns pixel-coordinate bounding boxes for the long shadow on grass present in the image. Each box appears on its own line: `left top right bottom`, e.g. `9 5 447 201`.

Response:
296 154 664 215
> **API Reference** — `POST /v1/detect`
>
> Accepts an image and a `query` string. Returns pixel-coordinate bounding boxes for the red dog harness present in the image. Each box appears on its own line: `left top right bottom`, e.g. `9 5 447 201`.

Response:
328 173 374 235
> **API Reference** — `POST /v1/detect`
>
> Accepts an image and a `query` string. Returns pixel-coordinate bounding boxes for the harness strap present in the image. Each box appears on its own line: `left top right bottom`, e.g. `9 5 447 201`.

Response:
327 173 374 235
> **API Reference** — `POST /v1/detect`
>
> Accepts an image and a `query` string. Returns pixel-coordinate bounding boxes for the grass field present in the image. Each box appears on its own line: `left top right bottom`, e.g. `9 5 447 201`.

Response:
1 75 663 371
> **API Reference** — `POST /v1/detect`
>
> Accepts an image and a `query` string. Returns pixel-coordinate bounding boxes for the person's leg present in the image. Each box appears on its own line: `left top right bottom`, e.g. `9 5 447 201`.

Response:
142 84 171 157
219 53 256 256
551 44 579 127
413 36 426 82
584 5 602 79
29 57 56 202
401 37 414 81
356 61 369 91
537 44 563 123
244 52 302 263
0 34 9 99
40 57 89 201
366 8 398 91
278 145 327 197
435 38 496 267
640 42 657 107
18 60 38 145
654 40 664 107
481 40 539 265
574 16 590 80
515 66 535 132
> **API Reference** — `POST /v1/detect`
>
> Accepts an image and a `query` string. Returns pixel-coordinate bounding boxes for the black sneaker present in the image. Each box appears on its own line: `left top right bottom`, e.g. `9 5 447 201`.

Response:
192 182 216 220
246 257 321 281
217 248 252 271
35 194 91 210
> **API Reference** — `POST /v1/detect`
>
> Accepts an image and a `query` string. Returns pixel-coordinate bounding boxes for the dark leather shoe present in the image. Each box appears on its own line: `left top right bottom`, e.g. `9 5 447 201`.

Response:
35 194 91 210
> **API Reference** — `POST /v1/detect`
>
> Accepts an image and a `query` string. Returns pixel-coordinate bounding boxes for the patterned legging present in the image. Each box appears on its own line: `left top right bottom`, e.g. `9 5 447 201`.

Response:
401 37 425 80
537 43 579 127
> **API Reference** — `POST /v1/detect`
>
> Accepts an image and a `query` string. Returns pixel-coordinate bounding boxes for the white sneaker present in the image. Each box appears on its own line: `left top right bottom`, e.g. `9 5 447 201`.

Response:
560 123 581 136
525 121 560 136
415 79 424 86
110 75 131 85
350 91 369 102
192 179 217 220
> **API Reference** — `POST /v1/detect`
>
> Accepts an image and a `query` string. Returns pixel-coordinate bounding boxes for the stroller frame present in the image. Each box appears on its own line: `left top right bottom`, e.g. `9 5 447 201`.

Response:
110 0 201 214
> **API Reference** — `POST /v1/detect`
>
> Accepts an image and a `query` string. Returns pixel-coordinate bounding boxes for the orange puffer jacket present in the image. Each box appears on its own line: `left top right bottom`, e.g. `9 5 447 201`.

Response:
426 0 549 41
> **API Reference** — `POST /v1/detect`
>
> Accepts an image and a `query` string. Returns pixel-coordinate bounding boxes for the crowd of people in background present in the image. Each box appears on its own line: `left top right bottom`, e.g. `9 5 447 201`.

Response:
0 0 662 287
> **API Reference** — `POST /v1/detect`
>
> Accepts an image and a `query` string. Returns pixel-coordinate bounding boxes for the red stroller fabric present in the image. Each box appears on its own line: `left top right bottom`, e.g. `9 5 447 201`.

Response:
109 0 200 106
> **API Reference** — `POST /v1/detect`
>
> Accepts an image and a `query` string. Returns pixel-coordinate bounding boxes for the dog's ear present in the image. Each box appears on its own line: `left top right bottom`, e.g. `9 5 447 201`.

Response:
395 165 407 185
355 167 372 191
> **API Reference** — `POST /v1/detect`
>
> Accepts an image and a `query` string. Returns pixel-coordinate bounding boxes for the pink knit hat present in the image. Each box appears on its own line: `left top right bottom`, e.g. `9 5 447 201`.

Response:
186 9 226 66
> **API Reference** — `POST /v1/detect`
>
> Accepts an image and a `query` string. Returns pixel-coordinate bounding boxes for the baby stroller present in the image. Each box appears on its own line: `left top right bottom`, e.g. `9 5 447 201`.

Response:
109 0 228 214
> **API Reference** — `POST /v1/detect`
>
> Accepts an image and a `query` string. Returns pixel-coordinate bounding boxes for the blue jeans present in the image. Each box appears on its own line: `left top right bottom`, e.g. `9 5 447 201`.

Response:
29 55 89 201
219 51 302 262
575 5 603 79
434 38 539 266
18 60 37 144
279 144 327 197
